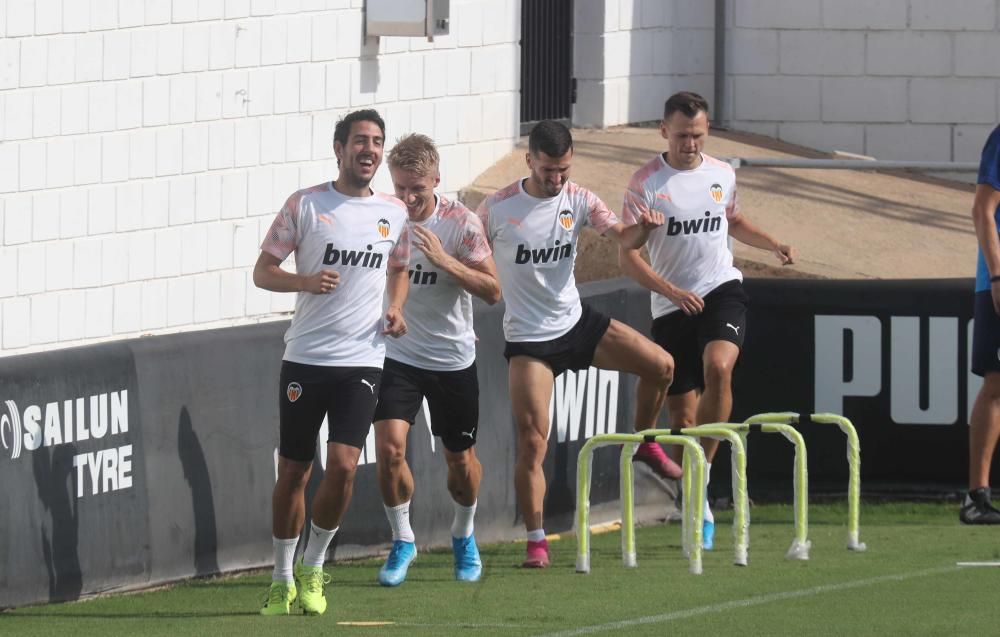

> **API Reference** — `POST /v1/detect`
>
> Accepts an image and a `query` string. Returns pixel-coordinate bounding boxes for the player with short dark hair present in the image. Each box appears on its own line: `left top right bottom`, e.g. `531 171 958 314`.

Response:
620 91 796 550
254 109 410 615
477 120 674 568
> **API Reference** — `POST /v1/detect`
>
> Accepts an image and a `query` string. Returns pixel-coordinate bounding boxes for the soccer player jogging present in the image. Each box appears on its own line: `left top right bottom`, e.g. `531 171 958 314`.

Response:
619 91 796 550
964 123 1000 525
477 120 674 568
373 134 501 585
254 109 410 615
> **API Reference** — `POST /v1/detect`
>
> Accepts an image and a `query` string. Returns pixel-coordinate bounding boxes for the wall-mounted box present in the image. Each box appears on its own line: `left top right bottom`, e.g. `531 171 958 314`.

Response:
366 0 450 38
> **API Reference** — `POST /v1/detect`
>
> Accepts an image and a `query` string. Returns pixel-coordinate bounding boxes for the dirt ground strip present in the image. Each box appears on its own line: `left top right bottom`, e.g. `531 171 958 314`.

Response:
459 126 978 282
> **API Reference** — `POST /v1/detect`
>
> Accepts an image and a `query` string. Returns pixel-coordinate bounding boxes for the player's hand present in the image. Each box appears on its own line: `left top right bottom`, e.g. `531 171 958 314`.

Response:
991 281 1000 316
667 287 704 316
383 306 407 337
302 270 340 294
774 243 796 265
411 225 449 268
639 209 664 230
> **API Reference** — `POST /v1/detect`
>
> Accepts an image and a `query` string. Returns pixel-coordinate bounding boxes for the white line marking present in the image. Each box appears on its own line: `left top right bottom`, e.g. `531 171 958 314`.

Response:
536 565 958 637
956 561 1000 567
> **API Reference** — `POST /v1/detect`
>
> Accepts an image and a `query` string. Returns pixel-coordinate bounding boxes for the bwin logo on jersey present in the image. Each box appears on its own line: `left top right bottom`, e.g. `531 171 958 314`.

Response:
665 211 722 237
1 400 23 460
515 240 572 265
408 263 438 285
323 243 384 269
377 218 390 238
558 210 574 230
710 183 724 203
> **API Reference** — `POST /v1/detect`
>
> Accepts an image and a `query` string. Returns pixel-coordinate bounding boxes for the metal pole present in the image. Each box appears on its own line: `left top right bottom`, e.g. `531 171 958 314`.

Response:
714 0 727 128
725 158 979 171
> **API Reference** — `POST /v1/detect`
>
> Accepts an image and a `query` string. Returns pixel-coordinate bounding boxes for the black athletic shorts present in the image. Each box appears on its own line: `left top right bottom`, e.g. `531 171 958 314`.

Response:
373 358 480 453
503 304 612 377
972 290 1000 377
278 361 381 461
651 279 748 395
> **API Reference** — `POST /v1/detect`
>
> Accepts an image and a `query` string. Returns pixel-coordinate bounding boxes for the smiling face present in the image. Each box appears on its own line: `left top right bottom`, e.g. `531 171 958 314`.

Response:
660 110 709 170
334 120 385 193
525 149 573 198
390 166 439 222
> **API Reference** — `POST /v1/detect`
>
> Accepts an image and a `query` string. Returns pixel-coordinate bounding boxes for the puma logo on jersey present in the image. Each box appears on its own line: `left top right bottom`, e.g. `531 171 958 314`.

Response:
360 379 375 394
323 243 384 269
726 322 740 335
515 241 572 265
408 263 438 285
460 427 476 439
665 211 722 237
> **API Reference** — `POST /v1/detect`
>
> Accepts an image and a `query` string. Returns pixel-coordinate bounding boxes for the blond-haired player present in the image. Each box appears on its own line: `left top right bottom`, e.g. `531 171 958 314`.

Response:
373 133 501 585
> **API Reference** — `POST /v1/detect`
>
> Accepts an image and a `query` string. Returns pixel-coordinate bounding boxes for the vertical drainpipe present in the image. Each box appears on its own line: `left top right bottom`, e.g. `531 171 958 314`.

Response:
714 0 727 129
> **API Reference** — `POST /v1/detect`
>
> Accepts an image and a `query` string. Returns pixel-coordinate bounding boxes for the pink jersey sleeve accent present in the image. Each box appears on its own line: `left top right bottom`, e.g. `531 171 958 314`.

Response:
474 198 493 241
726 183 742 220
389 224 410 268
621 157 660 226
261 192 301 260
376 192 407 210
569 183 618 234
703 154 733 170
457 209 493 266
492 181 521 203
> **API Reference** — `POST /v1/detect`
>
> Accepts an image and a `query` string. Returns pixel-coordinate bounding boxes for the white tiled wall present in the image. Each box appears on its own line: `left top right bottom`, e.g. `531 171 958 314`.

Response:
0 0 520 356
574 0 1000 168
726 0 1000 161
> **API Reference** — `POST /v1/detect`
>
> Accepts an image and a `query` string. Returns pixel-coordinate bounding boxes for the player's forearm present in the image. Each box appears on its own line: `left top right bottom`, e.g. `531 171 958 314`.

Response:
615 223 653 250
252 262 304 293
729 217 781 252
435 257 501 305
619 246 676 299
386 266 409 310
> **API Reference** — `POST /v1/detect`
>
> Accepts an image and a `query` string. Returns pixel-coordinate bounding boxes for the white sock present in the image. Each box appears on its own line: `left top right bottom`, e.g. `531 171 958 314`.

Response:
272 536 298 583
526 528 546 543
451 501 477 539
703 462 714 523
302 522 338 568
385 501 415 543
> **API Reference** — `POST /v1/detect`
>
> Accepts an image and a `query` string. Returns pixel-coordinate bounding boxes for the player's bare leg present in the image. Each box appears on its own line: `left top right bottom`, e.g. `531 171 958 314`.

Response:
372 423 418 585
446 447 484 580
272 457 313 539
445 447 481 507
683 339 740 549
375 419 415 506
594 320 681 479
962 372 1000 524
310 442 363 530
509 356 555 567
695 339 739 461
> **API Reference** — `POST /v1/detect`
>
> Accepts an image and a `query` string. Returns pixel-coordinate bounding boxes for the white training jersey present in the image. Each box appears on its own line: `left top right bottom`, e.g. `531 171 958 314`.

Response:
622 153 742 319
477 179 618 342
261 182 410 368
386 195 492 371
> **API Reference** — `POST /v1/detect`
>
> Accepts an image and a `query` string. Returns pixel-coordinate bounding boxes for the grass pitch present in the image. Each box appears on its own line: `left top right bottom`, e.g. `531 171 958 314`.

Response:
3 502 998 636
